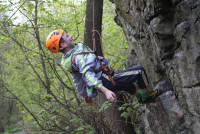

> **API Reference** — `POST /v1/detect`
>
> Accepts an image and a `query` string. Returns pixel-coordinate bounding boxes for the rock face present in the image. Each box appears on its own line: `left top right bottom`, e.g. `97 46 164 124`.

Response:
111 0 200 133
140 81 186 134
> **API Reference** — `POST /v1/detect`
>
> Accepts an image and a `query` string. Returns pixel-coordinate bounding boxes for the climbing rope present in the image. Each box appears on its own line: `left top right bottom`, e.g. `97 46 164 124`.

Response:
92 0 96 51
92 0 116 86
0 0 27 30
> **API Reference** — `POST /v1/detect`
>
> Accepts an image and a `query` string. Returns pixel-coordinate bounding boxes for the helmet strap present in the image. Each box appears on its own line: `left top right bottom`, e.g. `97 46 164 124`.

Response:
61 36 74 48
59 36 74 52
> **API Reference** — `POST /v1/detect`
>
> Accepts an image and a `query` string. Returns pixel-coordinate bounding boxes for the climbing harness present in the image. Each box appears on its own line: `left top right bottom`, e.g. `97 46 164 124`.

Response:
71 46 116 86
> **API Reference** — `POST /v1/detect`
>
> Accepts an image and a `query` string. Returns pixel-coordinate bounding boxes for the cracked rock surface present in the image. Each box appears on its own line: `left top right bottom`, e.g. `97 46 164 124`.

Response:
111 0 200 133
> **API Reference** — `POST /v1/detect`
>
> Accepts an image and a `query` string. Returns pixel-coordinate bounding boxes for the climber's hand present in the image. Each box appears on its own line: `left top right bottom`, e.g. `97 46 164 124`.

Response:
105 90 116 102
100 86 116 102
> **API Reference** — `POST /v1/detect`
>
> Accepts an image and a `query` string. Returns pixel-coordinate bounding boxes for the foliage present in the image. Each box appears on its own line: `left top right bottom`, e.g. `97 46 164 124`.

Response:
102 0 129 71
118 100 143 119
2 128 23 134
0 0 141 133
98 92 144 129
99 101 113 112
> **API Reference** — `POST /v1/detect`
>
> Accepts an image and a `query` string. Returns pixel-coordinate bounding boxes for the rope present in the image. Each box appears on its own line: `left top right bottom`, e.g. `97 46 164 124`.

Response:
92 0 96 52
93 29 105 58
0 0 27 30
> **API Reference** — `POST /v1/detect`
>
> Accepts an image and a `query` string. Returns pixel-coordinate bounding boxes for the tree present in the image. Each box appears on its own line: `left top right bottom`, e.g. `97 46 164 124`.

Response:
84 0 103 56
0 0 141 133
84 0 136 133
0 0 97 133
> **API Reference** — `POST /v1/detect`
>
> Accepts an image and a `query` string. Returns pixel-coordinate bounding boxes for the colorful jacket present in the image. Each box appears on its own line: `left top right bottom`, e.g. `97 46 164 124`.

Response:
62 43 109 98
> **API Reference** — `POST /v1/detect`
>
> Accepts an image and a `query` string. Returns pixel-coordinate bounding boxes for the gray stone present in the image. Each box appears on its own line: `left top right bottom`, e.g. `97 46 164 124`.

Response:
173 22 190 42
173 0 191 25
189 0 200 8
150 15 173 35
144 3 155 24
110 0 200 133
154 80 173 94
140 81 186 134
172 0 182 6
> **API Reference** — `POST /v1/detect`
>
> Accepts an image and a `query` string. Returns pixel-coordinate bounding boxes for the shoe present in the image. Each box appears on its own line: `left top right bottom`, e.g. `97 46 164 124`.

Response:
141 89 159 103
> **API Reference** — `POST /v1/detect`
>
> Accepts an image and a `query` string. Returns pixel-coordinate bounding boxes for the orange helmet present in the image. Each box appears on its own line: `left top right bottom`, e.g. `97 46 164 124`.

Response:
46 30 63 54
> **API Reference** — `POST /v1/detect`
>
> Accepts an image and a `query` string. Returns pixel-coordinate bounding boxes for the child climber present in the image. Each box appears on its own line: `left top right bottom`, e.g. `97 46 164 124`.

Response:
46 30 159 105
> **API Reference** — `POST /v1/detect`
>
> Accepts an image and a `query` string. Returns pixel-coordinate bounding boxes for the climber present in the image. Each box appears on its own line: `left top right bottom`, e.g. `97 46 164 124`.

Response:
46 30 159 105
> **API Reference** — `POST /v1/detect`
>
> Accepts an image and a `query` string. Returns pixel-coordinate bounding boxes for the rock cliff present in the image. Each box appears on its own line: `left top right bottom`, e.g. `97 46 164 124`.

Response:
110 0 200 133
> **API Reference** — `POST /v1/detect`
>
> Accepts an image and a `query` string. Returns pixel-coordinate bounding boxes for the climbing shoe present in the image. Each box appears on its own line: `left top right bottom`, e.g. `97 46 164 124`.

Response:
141 89 159 103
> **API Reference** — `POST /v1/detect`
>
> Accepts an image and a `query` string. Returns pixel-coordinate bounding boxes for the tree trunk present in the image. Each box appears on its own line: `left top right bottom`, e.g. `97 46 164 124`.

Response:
84 0 136 133
84 0 103 56
98 92 136 134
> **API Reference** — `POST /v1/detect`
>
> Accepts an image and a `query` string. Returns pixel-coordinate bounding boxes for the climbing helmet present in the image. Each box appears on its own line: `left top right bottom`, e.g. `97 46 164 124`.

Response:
46 30 63 53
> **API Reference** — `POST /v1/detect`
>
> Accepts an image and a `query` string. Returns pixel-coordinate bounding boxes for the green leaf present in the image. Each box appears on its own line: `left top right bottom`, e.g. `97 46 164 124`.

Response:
76 126 84 131
121 112 129 118
99 101 113 112
126 107 133 113
65 126 70 130
38 110 45 115
118 107 124 111
134 103 140 108
122 103 130 107
52 116 57 119
43 94 53 100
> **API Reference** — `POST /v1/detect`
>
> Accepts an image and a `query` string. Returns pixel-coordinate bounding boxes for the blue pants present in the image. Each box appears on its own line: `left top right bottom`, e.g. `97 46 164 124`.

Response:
99 65 149 95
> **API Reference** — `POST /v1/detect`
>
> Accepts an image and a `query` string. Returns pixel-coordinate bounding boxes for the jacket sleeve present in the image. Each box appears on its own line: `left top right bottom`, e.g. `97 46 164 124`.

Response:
71 72 88 98
74 53 103 90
